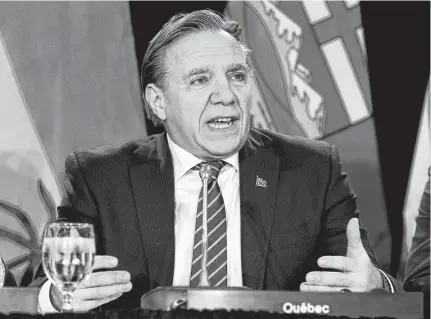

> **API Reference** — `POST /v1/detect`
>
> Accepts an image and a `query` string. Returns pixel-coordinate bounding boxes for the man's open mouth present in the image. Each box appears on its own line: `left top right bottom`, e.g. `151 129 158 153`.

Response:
207 116 238 130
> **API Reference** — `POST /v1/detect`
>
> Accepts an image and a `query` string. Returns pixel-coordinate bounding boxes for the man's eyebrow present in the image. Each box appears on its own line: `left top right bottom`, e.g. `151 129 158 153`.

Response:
182 66 212 81
226 63 248 73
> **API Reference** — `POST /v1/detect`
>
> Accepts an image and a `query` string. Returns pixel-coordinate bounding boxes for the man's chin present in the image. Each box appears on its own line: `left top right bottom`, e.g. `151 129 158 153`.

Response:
198 125 249 157
200 137 246 159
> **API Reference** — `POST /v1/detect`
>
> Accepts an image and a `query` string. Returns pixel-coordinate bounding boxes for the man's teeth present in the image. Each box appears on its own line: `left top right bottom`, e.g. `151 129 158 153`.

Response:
208 118 234 129
214 118 232 122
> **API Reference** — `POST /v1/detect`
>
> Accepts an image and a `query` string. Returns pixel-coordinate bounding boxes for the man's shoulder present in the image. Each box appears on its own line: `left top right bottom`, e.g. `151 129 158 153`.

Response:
253 128 332 160
68 134 162 169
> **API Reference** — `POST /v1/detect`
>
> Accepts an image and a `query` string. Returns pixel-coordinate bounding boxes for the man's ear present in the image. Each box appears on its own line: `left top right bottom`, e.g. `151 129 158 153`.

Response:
144 84 167 121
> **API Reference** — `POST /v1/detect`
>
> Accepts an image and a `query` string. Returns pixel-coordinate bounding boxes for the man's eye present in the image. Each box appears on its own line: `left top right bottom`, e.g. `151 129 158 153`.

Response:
230 72 247 82
191 77 208 86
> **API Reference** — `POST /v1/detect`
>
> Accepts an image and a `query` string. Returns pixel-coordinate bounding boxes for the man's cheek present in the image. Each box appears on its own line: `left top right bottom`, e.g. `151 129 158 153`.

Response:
235 87 252 105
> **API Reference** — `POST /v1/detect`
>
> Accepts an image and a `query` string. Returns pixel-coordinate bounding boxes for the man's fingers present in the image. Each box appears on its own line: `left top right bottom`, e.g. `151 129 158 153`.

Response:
346 218 365 256
93 256 118 270
79 271 131 288
300 283 345 292
305 271 353 287
317 256 356 272
76 282 132 300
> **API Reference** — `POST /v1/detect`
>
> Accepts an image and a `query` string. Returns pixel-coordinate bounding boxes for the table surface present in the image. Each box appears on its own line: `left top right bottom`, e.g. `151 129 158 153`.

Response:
0 288 426 319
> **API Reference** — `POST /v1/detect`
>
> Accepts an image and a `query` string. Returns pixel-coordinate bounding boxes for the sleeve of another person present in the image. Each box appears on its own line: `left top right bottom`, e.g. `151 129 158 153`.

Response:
404 171 430 292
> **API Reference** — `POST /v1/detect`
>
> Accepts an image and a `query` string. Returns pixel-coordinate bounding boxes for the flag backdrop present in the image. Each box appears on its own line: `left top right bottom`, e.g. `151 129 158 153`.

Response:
225 0 392 270
0 1 428 285
0 2 146 285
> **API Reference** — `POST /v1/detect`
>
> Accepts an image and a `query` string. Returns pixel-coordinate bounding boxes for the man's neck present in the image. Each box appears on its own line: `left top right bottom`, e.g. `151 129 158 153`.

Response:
166 133 239 178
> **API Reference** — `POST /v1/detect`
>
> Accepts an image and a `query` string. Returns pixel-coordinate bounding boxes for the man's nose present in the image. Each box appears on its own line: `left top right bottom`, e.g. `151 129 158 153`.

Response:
210 78 235 106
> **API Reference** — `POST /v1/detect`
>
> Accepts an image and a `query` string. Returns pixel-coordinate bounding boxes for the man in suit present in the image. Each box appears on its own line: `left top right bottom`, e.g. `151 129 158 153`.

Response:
404 170 430 292
35 9 401 313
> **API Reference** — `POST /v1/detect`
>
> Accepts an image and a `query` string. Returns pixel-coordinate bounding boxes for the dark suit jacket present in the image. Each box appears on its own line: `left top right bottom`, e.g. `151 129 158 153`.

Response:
404 170 430 292
32 129 401 309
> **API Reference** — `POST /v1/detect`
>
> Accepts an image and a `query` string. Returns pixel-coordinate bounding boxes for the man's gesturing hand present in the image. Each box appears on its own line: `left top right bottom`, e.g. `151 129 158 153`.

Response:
50 255 132 312
300 218 383 292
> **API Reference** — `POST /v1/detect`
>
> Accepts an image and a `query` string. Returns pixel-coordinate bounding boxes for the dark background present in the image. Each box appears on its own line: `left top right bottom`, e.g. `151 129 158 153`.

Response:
128 1 430 277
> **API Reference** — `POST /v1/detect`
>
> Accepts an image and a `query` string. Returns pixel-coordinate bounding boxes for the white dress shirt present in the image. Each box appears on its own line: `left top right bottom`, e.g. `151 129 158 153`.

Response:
168 134 243 287
38 134 243 313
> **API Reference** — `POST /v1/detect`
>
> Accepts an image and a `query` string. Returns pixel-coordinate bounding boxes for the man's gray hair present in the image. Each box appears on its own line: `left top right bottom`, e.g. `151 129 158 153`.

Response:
140 9 253 126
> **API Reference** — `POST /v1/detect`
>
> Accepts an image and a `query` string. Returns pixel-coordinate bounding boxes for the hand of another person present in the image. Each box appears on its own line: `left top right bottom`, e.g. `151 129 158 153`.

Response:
300 218 383 292
50 255 132 312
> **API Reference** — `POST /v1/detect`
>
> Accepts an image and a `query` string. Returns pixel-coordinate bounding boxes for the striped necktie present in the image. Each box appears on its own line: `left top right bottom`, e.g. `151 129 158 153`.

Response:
190 160 228 287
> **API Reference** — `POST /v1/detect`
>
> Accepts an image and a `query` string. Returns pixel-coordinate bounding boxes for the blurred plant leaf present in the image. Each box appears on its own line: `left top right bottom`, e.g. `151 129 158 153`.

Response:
0 180 58 286
5 253 31 269
37 179 57 222
20 256 40 286
0 227 38 250
0 200 38 243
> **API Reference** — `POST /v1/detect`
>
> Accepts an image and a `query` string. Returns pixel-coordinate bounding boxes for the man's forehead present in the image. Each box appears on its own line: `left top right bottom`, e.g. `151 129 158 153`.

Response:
178 44 244 61
172 47 246 75
167 32 245 68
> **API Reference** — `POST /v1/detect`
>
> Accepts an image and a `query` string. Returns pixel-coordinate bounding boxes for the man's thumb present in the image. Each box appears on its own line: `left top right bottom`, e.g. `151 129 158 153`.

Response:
346 218 364 255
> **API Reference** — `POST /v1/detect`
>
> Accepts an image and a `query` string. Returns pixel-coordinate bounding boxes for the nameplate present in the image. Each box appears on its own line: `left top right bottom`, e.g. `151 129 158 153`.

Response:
141 287 423 319
187 290 423 319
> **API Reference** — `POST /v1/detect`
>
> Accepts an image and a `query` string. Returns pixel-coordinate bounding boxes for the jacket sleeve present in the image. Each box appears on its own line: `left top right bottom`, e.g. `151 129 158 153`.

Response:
404 171 430 292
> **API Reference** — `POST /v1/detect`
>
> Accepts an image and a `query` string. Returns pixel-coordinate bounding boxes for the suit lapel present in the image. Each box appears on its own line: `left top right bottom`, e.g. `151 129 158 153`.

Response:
129 133 175 288
240 129 279 290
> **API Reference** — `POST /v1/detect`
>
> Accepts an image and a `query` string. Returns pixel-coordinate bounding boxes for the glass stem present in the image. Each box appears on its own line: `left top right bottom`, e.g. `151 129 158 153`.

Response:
61 290 73 312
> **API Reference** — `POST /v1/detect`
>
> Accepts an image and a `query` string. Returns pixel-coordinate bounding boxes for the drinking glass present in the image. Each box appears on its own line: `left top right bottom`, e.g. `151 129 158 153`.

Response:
42 222 95 312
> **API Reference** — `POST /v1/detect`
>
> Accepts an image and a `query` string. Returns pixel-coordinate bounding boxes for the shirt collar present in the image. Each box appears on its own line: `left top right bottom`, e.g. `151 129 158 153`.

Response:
166 134 239 182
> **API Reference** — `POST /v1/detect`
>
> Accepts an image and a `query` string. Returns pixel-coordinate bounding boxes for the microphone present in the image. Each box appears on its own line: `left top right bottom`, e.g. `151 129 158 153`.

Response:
340 289 352 293
198 165 212 287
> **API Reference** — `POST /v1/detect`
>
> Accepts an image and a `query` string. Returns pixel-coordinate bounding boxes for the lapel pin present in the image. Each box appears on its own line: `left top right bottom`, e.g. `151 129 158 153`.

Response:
255 176 267 188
